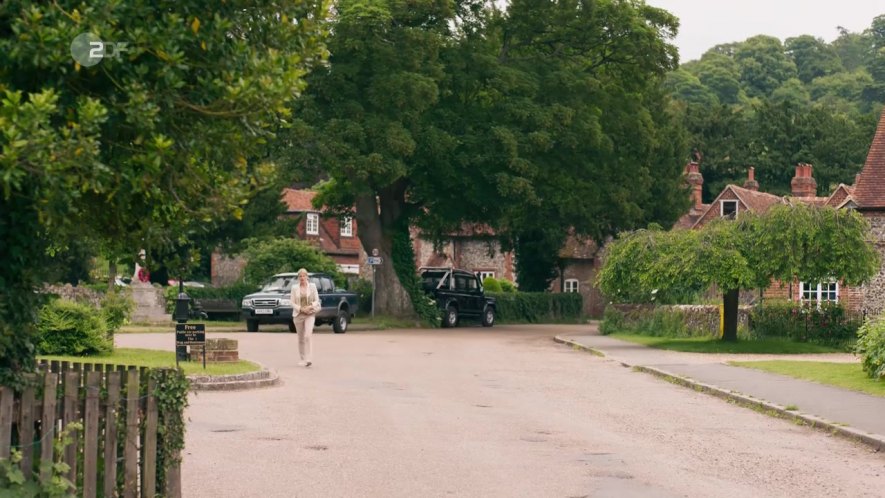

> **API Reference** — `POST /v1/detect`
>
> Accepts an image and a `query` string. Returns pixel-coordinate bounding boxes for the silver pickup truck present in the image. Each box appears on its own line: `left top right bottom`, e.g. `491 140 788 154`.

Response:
240 272 359 333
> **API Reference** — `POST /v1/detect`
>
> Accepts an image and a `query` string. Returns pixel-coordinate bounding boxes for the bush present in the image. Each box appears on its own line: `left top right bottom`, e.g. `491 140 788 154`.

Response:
350 279 373 312
750 301 859 346
599 304 732 338
599 306 624 335
242 238 342 285
856 316 885 380
36 299 113 356
488 292 582 323
482 277 503 292
499 280 516 293
101 291 135 333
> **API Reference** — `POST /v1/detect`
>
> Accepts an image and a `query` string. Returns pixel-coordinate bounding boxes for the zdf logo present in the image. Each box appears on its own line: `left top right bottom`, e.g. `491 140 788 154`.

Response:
70 33 128 67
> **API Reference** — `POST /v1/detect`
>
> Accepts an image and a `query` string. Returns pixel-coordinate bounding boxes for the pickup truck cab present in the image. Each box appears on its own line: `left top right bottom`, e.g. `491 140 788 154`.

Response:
420 267 496 328
241 272 359 333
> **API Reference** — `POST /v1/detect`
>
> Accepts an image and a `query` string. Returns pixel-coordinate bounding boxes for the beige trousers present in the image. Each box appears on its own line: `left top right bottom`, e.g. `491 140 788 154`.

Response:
293 313 315 362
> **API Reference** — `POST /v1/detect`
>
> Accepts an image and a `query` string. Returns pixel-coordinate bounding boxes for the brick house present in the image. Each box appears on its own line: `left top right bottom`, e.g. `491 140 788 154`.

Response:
551 235 605 317
412 224 516 283
281 188 364 276
676 108 885 313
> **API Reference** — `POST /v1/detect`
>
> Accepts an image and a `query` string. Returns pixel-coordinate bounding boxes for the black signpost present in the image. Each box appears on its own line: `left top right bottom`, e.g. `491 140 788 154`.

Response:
175 323 206 369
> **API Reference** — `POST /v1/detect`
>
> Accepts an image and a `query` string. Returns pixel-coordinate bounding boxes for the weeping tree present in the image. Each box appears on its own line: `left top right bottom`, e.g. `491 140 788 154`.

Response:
598 203 879 340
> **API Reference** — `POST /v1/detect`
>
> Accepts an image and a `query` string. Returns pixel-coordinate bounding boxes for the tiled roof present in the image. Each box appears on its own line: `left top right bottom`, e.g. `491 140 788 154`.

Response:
282 188 317 212
728 186 785 213
853 108 885 209
674 205 710 229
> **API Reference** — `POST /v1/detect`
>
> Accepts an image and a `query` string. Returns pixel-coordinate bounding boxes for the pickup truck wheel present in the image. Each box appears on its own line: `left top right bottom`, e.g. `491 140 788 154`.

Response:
332 310 349 334
288 321 297 333
442 306 458 328
247 320 259 333
481 306 495 327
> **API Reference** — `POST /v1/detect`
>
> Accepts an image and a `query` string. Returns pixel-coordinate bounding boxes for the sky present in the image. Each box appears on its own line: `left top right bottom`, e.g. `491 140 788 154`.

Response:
646 0 884 62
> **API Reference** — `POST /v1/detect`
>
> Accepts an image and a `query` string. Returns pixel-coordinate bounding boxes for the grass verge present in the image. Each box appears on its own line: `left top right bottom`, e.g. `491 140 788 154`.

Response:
609 334 843 354
38 348 262 376
730 361 885 398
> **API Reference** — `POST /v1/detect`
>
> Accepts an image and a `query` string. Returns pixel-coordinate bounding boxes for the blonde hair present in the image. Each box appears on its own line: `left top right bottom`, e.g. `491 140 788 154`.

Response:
297 268 309 277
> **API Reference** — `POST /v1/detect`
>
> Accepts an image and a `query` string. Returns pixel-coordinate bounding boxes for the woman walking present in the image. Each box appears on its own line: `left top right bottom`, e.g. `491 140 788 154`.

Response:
291 268 321 367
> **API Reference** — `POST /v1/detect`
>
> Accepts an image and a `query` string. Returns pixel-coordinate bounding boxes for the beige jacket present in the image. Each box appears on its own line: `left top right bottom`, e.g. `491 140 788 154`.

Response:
290 282 321 317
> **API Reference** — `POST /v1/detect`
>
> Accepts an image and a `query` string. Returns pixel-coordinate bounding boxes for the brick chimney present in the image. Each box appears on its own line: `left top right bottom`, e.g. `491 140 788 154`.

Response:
790 163 817 198
743 166 759 191
684 160 703 209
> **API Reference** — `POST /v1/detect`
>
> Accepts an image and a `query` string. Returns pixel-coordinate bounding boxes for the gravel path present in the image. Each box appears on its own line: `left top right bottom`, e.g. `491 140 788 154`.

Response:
118 325 884 497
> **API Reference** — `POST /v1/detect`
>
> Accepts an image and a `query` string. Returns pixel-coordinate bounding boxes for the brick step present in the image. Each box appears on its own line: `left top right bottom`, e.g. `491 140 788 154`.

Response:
188 369 279 391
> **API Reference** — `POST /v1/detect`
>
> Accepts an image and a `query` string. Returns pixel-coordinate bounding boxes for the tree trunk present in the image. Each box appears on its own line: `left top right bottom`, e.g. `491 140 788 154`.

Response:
108 260 117 293
354 189 414 317
722 288 740 341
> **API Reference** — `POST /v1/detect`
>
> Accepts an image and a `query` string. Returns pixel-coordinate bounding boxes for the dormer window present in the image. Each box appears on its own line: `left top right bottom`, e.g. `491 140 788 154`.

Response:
306 213 319 235
720 200 738 219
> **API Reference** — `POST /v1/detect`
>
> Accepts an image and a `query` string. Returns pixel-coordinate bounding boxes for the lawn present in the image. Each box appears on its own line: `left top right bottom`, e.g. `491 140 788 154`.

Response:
38 348 262 376
609 334 844 354
730 361 885 398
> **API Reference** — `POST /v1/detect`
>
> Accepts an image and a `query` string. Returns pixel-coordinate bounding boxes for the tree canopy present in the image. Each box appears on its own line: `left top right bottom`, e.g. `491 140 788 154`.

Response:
598 203 880 340
669 14 885 200
0 0 329 382
286 0 690 308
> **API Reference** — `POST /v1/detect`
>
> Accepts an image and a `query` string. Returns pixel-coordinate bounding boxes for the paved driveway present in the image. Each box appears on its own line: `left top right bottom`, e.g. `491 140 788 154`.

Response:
117 325 885 498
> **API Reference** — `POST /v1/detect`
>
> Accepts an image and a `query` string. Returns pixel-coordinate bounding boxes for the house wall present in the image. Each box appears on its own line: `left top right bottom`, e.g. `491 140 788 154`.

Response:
862 212 885 317
413 235 516 282
554 259 605 318
693 189 745 227
763 278 864 313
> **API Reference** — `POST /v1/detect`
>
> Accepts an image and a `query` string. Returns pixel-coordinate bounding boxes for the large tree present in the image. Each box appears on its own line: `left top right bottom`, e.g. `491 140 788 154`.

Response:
598 204 879 341
0 0 328 382
289 0 687 310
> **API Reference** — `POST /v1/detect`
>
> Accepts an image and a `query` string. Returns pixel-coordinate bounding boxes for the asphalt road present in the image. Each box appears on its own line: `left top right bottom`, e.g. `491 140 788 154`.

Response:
117 325 885 498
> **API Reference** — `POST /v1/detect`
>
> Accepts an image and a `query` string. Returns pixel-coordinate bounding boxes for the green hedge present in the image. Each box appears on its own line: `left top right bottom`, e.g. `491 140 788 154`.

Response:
599 305 718 338
488 292 582 323
750 301 860 346
36 299 113 356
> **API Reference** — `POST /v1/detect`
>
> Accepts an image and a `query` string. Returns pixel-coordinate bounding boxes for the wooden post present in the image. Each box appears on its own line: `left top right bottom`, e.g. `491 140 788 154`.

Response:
39 373 58 482
63 371 80 486
19 375 37 479
0 386 13 460
142 378 159 498
104 372 122 498
124 369 140 498
83 372 101 498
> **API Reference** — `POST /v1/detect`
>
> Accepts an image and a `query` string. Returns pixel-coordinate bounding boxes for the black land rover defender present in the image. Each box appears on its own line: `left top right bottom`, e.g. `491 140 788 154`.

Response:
420 267 496 328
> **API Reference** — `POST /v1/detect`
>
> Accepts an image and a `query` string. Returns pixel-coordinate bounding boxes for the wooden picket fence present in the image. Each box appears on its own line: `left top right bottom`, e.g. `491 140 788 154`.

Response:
0 361 182 497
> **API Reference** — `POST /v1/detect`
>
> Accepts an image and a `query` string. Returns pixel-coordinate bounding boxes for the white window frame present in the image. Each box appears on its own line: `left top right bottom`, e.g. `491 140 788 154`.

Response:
720 200 738 219
340 217 353 237
305 213 319 235
564 278 579 293
799 281 839 305
476 270 495 282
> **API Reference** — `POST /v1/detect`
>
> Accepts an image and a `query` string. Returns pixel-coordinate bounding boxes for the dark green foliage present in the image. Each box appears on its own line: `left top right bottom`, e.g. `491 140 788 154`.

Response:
855 316 885 380
349 279 373 312
149 368 189 490
499 280 517 293
672 16 885 201
750 301 860 346
392 226 440 326
599 306 626 335
242 238 342 286
36 299 113 356
488 292 582 324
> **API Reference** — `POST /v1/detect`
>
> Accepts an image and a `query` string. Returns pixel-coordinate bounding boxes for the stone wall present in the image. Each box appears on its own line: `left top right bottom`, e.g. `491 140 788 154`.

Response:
611 304 751 336
43 284 104 307
188 338 239 363
862 213 885 316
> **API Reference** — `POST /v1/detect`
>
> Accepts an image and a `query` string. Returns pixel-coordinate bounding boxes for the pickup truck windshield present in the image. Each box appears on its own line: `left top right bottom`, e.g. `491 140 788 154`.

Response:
261 275 323 292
